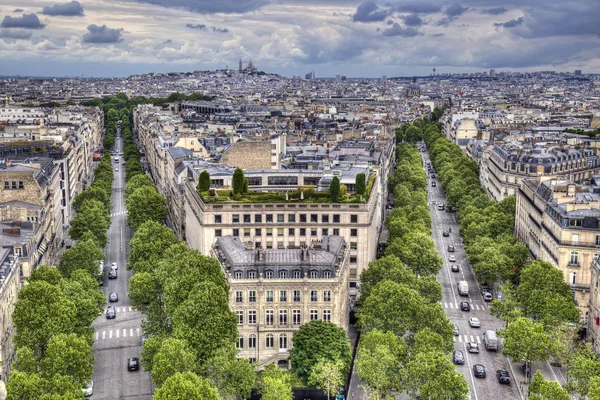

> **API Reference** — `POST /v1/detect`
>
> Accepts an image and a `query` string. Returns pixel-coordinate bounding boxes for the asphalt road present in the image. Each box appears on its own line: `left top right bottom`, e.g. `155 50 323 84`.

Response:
90 129 153 399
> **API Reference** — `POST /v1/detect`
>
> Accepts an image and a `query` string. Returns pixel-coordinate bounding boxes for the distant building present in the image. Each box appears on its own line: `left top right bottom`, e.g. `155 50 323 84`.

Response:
406 77 421 97
490 69 496 77
575 70 582 76
305 71 316 80
0 248 20 381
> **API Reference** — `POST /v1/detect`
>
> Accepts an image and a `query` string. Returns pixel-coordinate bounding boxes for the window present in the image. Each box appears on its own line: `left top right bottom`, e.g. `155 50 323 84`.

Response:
311 229 317 236
289 228 295 236
244 229 250 237
351 214 358 223
244 215 251 223
234 271 243 279
279 334 288 349
235 291 243 303
266 334 274 348
279 310 288 326
215 215 222 223
278 241 284 249
268 176 298 185
237 311 244 325
280 290 288 302
247 177 262 186
322 215 329 223
232 215 239 223
310 310 318 321
248 310 256 324
248 334 257 349
280 270 288 279
278 228 284 237
215 229 222 237
350 256 357 264
569 272 577 284
311 214 318 222
323 310 331 322
300 228 306 236
249 290 256 302
333 214 340 223
293 270 301 279
570 252 579 266
248 271 256 280
293 310 301 325
233 228 239 237
236 335 244 349
293 290 301 302
288 214 296 223
596 235 600 246
350 242 357 250
266 291 274 302
324 270 332 279
311 290 318 301
333 228 340 236
310 270 319 279
3 182 8 190
255 215 262 223
323 291 331 302
266 310 274 326
322 228 328 236
11 181 16 190
255 228 262 236
266 214 273 223
278 214 285 223
266 228 273 236
300 214 307 223
351 229 358 237
266 242 273 249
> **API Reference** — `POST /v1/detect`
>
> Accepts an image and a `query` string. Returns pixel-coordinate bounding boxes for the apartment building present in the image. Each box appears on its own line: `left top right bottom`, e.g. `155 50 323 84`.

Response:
589 256 600 356
515 178 600 311
212 235 349 367
0 248 20 381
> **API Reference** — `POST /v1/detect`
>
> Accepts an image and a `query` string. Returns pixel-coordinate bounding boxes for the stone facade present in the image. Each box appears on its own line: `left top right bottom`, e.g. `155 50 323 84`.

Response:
218 141 272 170
0 248 20 381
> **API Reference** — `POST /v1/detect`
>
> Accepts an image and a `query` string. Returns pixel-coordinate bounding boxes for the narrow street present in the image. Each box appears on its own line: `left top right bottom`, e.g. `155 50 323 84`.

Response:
90 127 152 399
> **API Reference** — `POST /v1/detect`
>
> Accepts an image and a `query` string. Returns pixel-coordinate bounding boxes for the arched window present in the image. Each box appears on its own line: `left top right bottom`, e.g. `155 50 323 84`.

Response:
236 335 244 349
323 270 332 279
279 270 288 279
248 334 257 349
234 270 243 279
310 270 319 279
265 270 274 279
292 270 302 279
266 334 274 349
279 334 288 350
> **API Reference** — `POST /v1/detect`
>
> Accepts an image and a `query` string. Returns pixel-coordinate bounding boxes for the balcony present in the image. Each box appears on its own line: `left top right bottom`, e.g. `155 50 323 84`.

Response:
567 262 581 268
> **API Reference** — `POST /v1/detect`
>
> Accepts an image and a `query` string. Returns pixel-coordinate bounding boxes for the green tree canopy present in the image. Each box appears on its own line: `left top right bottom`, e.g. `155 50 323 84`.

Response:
197 170 211 193
151 338 196 387
124 173 154 199
405 350 469 400
153 372 220 400
126 186 168 230
529 370 570 400
40 333 94 387
128 220 179 273
355 172 366 196
73 186 111 213
204 345 256 399
308 359 345 400
329 176 340 202
232 168 245 194
68 199 110 247
58 236 104 279
259 364 293 400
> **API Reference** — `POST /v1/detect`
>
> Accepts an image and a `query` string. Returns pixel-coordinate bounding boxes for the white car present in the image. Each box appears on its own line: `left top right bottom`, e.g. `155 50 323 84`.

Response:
82 381 93 397
448 255 456 262
115 168 119 171
469 317 481 328
111 262 118 270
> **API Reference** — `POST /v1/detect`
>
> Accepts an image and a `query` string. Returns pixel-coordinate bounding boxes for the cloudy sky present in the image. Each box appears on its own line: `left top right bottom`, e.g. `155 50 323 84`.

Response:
0 0 598 78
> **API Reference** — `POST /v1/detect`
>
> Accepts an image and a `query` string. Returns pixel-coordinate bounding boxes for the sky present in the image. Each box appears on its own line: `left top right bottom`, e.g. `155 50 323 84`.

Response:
0 0 598 78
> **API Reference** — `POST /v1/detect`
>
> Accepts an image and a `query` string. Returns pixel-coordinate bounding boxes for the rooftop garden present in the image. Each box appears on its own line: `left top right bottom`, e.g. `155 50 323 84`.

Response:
196 168 375 204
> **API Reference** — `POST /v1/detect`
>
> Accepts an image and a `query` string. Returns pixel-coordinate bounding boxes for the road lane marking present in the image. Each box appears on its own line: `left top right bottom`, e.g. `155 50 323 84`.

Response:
129 307 132 312
458 335 463 342
136 328 140 336
476 336 481 344
109 330 113 339
470 335 474 342
116 329 120 338
123 328 127 337
444 302 448 308
464 335 468 342
102 331 106 340
95 332 99 340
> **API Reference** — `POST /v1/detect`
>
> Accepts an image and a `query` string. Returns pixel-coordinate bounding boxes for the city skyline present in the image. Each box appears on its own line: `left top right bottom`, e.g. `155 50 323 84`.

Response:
0 0 598 78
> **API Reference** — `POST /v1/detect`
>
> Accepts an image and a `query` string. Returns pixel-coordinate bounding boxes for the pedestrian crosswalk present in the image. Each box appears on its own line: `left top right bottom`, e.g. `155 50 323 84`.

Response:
104 306 135 313
441 302 489 311
453 334 482 343
110 210 127 217
95 327 141 341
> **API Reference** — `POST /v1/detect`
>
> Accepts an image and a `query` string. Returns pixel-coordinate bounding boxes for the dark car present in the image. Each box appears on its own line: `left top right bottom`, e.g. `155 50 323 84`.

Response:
473 364 486 378
106 306 116 319
451 265 460 272
108 270 117 279
448 245 455 252
431 181 437 187
108 292 118 302
127 357 140 371
496 369 510 384
443 231 450 237
453 350 465 365
460 301 471 311
97 275 104 286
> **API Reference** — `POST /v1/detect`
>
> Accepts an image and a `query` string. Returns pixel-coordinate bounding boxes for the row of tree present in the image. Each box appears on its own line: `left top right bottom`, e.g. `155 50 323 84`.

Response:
355 139 468 399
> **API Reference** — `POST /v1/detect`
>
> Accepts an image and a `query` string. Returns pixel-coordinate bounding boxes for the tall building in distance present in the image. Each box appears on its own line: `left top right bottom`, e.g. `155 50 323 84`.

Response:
239 58 243 72
489 69 496 77
305 71 315 80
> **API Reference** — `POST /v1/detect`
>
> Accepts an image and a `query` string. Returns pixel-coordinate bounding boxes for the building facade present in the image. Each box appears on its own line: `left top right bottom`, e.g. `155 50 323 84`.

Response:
589 256 600 356
212 235 350 367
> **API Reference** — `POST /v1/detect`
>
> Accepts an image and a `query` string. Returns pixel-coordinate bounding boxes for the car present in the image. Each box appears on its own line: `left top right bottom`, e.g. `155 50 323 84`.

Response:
451 265 460 272
453 324 460 336
108 292 118 302
483 292 493 302
97 275 104 286
128 357 140 371
431 181 437 187
443 230 449 236
111 262 118 270
473 364 486 378
431 175 436 179
448 255 456 262
106 306 116 319
469 317 481 328
82 381 93 397
468 342 479 353
448 245 455 252
122 161 126 165
496 369 510 384
115 168 119 171
460 301 471 311
453 350 465 365
108 269 117 279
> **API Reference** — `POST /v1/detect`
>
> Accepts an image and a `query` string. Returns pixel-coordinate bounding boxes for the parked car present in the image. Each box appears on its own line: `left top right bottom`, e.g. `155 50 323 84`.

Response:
469 317 481 328
448 255 456 262
82 381 93 397
453 324 460 336
496 369 510 384
473 364 486 378
108 269 117 279
483 292 493 302
453 350 465 365
128 357 140 371
108 292 118 302
460 301 471 311
111 262 118 270
438 204 445 210
443 230 449 236
106 306 116 319
451 265 460 272
431 181 437 187
115 168 119 171
448 245 455 252
468 342 479 353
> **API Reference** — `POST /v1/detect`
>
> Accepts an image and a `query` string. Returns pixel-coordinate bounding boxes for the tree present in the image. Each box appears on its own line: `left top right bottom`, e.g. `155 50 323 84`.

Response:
68 199 109 247
309 359 344 400
126 186 168 230
59 278 104 337
589 376 600 400
329 176 340 202
205 345 256 399
124 173 154 199
58 236 104 278
356 330 406 399
6 371 44 400
243 178 249 194
501 317 557 382
389 231 443 276
529 371 570 400
232 168 245 195
410 327 452 355
128 221 178 273
259 364 293 400
355 172 366 196
405 350 469 400
12 281 76 358
151 338 196 387
73 186 111 213
565 346 600 398
153 372 220 400
40 333 94 387
29 265 63 286
289 320 351 381
197 170 211 193
472 244 513 284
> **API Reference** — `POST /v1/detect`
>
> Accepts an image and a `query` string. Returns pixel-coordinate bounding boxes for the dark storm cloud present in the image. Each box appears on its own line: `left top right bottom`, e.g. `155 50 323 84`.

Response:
163 39 172 43
382 22 421 37
432 33 444 37
212 27 229 33
392 2 440 14
134 0 268 14
186 23 206 30
0 14 45 29
480 7 507 15
402 13 423 27
0 29 32 39
13 9 23 13
445 3 468 17
82 24 124 43
520 4 600 38
494 17 523 28
42 1 84 16
352 1 389 23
